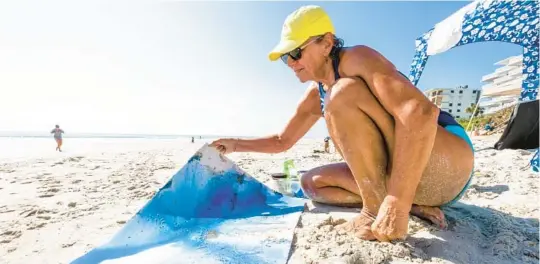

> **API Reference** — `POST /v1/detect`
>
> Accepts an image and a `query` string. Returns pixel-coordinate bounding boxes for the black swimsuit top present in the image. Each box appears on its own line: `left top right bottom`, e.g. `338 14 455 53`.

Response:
316 50 460 128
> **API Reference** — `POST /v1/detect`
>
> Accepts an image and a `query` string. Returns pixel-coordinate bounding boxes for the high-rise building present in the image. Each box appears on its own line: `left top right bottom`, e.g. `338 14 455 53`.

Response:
424 85 481 119
479 55 523 114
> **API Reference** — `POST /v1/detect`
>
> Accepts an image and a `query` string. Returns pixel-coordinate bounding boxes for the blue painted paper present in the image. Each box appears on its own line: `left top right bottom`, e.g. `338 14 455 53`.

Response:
71 144 306 264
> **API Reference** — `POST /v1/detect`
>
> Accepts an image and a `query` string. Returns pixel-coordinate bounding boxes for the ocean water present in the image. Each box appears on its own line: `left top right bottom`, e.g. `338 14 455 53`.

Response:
0 136 216 161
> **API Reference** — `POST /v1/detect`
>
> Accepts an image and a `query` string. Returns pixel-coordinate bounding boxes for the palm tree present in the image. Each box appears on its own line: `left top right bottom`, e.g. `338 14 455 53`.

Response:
465 104 483 117
465 105 475 114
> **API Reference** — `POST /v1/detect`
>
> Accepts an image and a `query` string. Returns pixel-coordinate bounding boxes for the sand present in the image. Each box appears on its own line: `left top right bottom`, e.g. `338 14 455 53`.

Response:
0 136 538 264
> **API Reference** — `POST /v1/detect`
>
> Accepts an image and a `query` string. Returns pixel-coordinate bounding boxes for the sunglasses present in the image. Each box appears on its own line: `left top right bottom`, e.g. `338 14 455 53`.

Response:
280 36 323 64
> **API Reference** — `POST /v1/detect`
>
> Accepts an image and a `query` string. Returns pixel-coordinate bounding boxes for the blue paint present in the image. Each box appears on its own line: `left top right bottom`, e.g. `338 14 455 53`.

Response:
71 146 306 264
187 152 202 163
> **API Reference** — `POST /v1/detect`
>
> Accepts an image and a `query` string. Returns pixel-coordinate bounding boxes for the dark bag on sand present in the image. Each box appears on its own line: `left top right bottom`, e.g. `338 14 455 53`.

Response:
494 100 539 150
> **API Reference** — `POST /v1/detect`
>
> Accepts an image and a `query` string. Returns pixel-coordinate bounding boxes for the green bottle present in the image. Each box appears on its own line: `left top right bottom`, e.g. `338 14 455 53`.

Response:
283 159 298 181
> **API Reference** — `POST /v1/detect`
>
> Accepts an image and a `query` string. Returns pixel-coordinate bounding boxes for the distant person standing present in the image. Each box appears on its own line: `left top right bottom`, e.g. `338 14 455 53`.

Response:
324 136 331 153
50 125 65 152
191 137 195 143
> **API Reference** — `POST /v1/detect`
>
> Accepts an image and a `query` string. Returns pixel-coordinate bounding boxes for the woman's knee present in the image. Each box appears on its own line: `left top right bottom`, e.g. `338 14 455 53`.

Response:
299 171 318 199
299 167 333 198
300 169 319 191
325 77 371 113
300 163 352 190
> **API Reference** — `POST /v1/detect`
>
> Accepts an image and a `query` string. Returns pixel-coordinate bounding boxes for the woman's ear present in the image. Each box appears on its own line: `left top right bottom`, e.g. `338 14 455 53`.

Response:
323 33 334 56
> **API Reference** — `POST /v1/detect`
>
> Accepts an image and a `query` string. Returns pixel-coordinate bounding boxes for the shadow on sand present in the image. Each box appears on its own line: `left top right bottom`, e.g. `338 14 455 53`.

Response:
296 201 538 264
410 202 538 263
470 184 510 195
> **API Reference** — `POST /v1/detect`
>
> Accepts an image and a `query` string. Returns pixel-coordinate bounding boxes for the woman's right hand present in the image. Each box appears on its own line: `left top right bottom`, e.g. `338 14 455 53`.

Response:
209 138 238 155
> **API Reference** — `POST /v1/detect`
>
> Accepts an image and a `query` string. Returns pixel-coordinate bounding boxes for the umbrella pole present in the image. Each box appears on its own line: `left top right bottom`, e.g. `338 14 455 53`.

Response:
466 90 483 135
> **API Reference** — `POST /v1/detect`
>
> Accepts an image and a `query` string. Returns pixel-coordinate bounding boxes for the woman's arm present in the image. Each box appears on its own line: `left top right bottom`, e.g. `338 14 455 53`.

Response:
216 84 322 154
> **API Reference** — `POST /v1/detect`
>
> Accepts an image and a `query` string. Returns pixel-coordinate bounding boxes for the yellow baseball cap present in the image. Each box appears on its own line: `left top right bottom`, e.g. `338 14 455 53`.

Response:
268 5 335 61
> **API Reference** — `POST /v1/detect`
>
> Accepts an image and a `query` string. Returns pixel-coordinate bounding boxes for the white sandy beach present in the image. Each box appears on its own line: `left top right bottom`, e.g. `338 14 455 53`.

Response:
0 136 538 264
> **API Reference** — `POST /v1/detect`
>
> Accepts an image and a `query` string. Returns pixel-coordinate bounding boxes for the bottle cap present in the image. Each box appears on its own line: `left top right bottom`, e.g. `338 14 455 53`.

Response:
271 172 287 179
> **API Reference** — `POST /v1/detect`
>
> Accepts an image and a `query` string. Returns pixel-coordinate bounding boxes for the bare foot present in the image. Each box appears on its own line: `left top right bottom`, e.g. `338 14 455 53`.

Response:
337 210 376 240
410 205 447 228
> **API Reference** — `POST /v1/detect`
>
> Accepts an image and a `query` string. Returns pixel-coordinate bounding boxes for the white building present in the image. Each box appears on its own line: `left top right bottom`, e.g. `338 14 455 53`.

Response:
424 85 481 120
479 55 523 114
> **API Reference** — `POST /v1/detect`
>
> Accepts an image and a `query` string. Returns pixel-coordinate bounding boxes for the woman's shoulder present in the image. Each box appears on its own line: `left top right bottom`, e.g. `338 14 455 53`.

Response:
339 45 371 75
341 45 381 60
340 45 393 74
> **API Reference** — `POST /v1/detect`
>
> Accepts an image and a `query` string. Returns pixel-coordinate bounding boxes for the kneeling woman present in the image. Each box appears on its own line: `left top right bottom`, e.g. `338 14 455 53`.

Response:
211 5 474 242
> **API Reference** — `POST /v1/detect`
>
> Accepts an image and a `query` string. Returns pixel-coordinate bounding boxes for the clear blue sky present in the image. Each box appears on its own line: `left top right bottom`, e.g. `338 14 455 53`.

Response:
0 1 522 138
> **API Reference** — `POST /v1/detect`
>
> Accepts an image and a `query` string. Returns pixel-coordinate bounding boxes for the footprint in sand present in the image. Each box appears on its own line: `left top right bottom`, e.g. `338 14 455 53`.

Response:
47 187 61 192
81 205 100 212
38 184 61 190
1 230 22 244
0 207 15 214
52 160 64 166
38 188 60 198
36 172 52 179
61 241 76 248
155 164 175 170
68 156 84 162
20 208 57 218
20 208 39 217
27 222 47 230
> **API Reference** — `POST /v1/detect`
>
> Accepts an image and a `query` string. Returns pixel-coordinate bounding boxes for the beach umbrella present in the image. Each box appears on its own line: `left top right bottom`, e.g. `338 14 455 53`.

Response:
405 0 539 171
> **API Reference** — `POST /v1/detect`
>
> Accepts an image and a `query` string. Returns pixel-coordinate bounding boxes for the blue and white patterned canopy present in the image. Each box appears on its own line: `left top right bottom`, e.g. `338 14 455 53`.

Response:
408 0 539 102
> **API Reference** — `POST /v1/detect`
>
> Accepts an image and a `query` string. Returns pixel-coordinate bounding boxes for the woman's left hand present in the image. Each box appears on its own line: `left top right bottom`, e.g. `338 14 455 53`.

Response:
370 195 411 242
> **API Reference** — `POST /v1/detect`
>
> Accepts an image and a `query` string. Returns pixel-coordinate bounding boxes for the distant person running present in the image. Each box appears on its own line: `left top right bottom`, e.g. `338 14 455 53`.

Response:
50 125 65 152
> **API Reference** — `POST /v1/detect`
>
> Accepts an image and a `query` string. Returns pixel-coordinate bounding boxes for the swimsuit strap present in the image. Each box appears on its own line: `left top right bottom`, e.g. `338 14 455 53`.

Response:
317 82 326 114
317 50 342 115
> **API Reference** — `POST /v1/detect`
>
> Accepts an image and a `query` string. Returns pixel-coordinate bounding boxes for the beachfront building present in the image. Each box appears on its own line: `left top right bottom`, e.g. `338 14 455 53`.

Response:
479 55 524 114
424 85 481 119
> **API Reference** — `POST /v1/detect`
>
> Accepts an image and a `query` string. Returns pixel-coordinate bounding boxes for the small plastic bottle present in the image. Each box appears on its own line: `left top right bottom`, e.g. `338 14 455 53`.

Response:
271 172 291 195
283 159 298 181
283 159 306 198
